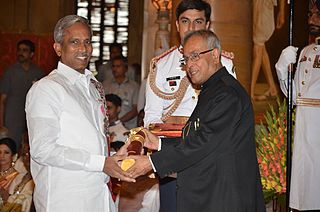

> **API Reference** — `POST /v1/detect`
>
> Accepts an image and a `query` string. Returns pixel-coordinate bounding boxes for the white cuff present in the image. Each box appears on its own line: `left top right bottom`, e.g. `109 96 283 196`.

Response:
84 154 106 172
149 156 157 172
158 137 162 151
276 64 288 81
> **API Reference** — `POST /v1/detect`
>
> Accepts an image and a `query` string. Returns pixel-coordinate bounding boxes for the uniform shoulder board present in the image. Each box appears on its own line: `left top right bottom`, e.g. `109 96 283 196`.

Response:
221 50 234 60
151 46 178 64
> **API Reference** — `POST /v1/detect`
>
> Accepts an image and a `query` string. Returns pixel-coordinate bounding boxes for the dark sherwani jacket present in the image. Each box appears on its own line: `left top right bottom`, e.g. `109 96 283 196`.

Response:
151 67 266 212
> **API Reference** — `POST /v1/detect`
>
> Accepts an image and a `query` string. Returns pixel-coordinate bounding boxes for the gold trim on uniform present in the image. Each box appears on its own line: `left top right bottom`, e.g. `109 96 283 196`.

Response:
296 98 320 107
148 46 191 122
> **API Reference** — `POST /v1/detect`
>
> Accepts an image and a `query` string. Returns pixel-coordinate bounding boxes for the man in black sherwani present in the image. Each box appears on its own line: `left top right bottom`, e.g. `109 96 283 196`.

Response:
127 29 266 212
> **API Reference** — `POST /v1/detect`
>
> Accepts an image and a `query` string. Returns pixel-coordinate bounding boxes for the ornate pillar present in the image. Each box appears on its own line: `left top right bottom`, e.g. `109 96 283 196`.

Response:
152 0 172 55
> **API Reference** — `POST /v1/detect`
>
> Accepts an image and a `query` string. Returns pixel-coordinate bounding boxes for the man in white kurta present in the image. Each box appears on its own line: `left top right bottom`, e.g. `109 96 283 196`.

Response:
275 2 320 210
25 15 133 212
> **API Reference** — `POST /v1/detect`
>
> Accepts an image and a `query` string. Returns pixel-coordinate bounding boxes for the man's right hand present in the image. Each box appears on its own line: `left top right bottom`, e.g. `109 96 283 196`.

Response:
275 46 298 72
103 155 136 182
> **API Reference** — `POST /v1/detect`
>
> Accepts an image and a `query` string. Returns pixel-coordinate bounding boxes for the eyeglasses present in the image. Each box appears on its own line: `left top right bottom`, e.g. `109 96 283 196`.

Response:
179 49 214 66
308 11 320 17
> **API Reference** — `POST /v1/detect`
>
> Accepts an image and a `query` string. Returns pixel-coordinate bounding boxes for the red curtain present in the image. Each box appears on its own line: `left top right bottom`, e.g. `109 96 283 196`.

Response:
0 33 59 77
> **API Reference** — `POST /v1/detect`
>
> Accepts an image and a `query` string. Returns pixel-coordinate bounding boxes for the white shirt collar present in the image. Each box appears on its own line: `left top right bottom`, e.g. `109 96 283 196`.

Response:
57 61 94 85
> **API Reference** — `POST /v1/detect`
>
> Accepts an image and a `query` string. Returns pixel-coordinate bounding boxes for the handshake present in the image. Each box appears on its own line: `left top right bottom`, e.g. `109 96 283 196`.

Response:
103 127 160 183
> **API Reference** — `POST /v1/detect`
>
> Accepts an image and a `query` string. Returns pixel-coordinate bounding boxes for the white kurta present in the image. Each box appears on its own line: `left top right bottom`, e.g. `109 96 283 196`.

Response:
276 44 320 210
26 62 115 212
144 47 236 126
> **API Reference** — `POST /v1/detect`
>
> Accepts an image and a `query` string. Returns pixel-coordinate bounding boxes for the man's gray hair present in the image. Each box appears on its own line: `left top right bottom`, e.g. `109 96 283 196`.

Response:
54 15 92 43
183 30 221 54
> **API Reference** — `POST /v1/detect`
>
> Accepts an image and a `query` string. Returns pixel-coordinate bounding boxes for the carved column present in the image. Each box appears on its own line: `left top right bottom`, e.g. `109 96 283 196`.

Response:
152 0 172 55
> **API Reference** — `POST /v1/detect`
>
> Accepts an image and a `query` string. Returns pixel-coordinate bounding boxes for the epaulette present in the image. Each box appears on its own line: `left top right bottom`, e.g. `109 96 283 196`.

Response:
221 50 234 60
151 46 178 65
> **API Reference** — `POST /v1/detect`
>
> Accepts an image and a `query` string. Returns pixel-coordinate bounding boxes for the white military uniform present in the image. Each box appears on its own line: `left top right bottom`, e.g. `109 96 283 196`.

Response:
276 44 320 210
144 46 236 126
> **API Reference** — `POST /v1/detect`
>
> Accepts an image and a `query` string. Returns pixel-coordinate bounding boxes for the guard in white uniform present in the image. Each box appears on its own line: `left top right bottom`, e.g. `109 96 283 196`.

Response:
145 46 236 126
275 2 320 210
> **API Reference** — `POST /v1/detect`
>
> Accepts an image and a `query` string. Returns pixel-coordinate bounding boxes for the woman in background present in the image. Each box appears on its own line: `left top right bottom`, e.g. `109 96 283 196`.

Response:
0 137 34 212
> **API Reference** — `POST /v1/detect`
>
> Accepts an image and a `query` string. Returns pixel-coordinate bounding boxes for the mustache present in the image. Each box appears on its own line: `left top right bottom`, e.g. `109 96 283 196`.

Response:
75 53 90 57
309 24 320 36
187 67 197 74
309 24 320 28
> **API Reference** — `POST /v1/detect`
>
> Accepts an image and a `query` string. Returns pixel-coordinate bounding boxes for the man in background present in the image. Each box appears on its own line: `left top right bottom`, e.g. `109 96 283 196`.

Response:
96 43 136 82
103 56 139 129
105 93 129 153
0 39 44 148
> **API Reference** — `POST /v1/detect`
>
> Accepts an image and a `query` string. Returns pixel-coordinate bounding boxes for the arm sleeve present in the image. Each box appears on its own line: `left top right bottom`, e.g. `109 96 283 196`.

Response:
26 80 105 172
149 136 180 172
132 82 139 105
0 69 11 94
276 55 299 104
143 75 165 126
151 89 243 178
137 79 147 112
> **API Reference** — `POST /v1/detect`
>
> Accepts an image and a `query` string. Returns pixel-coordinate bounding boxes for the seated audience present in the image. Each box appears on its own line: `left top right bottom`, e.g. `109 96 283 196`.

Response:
103 56 139 129
96 43 136 83
0 137 34 212
105 94 129 153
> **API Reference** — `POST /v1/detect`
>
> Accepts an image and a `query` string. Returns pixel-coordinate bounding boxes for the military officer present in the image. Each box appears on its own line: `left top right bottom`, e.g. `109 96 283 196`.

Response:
275 0 320 210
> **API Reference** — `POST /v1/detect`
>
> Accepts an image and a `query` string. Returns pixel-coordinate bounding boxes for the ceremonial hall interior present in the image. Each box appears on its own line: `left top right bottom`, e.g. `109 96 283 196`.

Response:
0 0 315 212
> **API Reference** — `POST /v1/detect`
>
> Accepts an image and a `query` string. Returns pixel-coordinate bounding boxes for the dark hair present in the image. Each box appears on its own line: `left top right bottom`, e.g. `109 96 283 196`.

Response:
110 43 123 52
0 137 17 155
111 55 128 68
105 94 122 107
17 39 35 53
176 0 211 22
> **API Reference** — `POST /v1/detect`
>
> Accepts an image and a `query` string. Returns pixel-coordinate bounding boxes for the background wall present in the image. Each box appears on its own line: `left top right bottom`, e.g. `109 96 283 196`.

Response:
0 0 310 88
0 0 74 34
0 0 75 75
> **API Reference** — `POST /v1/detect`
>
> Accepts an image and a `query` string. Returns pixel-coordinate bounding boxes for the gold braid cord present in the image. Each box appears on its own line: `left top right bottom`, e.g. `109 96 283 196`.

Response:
149 46 191 122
